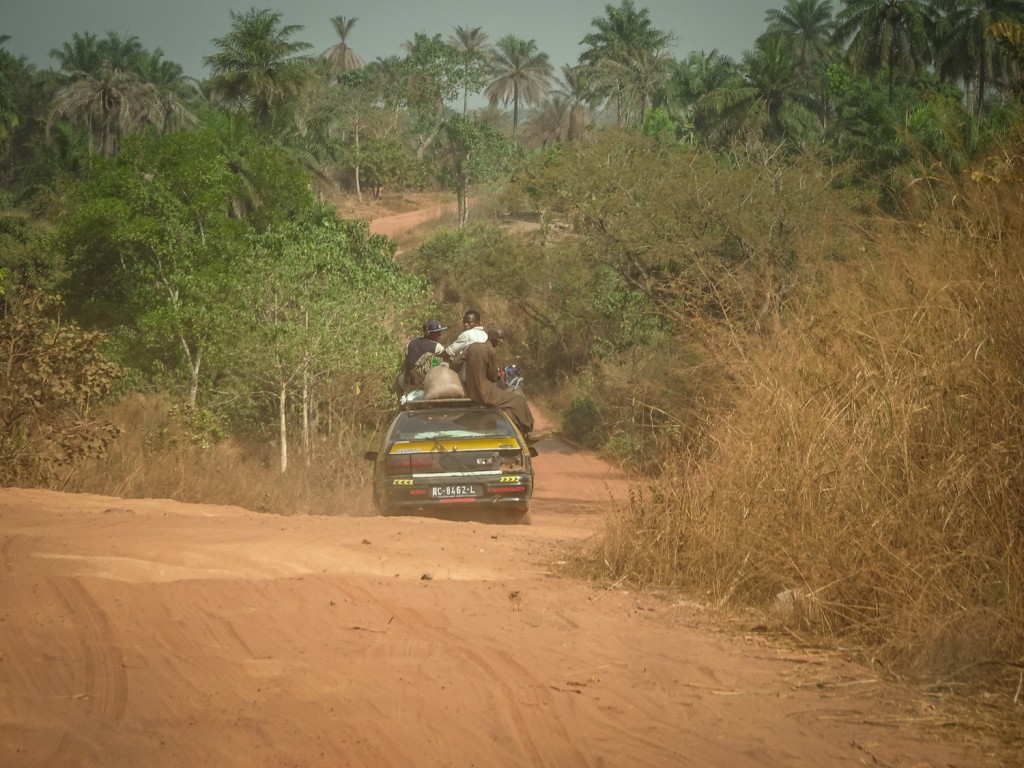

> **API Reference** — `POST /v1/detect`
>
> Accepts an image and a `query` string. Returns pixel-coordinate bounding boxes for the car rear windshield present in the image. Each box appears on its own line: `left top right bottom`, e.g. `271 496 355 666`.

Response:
393 409 518 441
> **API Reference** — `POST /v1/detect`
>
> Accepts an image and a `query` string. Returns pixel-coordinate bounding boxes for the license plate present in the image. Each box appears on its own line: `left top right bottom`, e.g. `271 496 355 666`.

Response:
431 485 477 498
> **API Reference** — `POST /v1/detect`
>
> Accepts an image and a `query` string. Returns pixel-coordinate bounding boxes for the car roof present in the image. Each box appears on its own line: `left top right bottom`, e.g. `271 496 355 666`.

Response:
389 404 521 443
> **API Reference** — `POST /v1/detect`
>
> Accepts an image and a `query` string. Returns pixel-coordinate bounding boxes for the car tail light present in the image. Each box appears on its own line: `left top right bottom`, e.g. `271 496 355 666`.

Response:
385 453 435 475
488 485 526 494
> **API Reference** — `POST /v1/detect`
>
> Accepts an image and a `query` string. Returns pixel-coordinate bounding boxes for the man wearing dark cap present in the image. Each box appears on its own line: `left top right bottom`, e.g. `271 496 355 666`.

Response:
400 319 447 393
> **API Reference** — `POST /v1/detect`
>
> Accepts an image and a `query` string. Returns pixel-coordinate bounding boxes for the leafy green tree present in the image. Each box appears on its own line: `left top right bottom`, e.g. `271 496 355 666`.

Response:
397 33 465 155
293 64 378 201
578 0 675 126
436 114 518 226
360 136 420 197
233 214 422 472
834 0 934 99
324 16 364 74
486 35 555 136
56 129 307 406
204 8 314 132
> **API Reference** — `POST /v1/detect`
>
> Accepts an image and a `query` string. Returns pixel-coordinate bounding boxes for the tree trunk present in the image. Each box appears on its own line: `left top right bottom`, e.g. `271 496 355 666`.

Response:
354 123 363 202
180 335 201 409
569 105 584 142
302 369 310 467
455 156 468 228
278 382 288 474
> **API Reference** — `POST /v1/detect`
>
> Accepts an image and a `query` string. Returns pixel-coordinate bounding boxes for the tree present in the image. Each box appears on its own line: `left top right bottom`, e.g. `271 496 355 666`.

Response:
578 0 675 126
553 64 597 141
436 114 517 226
661 49 740 118
521 94 570 146
48 62 167 156
49 31 147 79
235 215 421 472
324 16 364 74
697 33 819 147
449 25 491 115
833 0 933 99
360 136 419 198
764 0 837 77
397 33 465 156
204 8 313 132
764 0 837 126
56 129 313 406
931 0 1024 115
0 38 27 157
486 35 554 136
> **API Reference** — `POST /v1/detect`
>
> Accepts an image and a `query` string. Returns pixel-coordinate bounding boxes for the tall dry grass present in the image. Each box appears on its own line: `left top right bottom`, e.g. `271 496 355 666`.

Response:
67 393 375 517
595 182 1024 681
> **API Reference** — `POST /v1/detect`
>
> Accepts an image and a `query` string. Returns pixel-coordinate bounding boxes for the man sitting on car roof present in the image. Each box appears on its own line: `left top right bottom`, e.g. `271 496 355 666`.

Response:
458 327 548 444
396 318 447 397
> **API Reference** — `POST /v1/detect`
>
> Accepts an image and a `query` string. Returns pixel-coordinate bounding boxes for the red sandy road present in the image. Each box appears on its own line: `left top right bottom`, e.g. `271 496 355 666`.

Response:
0 437 995 768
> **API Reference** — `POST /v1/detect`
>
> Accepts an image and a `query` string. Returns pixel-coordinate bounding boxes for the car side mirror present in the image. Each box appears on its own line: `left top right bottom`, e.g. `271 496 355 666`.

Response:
528 447 538 458
363 451 378 462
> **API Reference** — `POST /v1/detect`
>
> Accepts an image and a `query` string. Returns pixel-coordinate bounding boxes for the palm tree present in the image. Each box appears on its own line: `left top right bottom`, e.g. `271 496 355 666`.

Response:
521 94 570 146
48 62 165 156
764 0 836 76
324 16 364 75
51 32 151 80
553 64 596 141
833 0 933 99
931 0 1024 115
204 8 313 131
697 33 819 147
49 32 103 77
450 25 489 54
578 0 675 125
449 25 491 115
0 37 27 154
485 35 554 136
671 49 740 106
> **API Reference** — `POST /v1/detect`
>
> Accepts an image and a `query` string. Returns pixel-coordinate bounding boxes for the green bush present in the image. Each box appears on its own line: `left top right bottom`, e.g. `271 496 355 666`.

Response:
563 396 604 449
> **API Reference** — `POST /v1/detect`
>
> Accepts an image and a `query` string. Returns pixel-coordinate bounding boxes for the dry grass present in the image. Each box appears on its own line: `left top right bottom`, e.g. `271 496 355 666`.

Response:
592 181 1024 688
66 393 375 517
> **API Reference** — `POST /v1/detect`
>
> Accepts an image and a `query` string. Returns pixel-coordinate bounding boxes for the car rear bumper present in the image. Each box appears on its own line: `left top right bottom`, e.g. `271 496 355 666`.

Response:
376 476 533 513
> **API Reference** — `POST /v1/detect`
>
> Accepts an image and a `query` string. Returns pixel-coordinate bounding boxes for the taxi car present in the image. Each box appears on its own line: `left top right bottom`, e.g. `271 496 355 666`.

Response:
364 399 537 523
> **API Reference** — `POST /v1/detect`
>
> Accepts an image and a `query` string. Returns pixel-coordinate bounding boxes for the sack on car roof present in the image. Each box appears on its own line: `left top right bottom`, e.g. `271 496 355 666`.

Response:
423 364 465 400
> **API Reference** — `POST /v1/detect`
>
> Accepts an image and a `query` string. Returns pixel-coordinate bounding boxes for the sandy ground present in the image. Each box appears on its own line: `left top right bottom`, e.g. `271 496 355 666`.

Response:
0 432 1010 768
0 208 1014 767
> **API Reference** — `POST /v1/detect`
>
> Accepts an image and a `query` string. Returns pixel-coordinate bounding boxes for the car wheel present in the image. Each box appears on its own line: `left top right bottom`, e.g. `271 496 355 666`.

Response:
513 509 532 526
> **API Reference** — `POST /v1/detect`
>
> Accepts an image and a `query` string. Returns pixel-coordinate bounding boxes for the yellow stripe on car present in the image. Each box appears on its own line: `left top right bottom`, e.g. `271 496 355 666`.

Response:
389 438 519 453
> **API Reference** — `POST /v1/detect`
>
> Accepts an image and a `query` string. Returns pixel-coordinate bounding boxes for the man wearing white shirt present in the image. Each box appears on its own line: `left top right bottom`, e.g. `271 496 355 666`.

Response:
444 309 488 378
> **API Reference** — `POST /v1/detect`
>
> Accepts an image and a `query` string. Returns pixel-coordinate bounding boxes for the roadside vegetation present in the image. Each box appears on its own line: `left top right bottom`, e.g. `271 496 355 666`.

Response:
2 1 1024 700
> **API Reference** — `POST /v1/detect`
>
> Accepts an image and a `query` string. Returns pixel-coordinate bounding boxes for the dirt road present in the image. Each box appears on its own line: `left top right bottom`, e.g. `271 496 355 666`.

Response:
0 433 1004 768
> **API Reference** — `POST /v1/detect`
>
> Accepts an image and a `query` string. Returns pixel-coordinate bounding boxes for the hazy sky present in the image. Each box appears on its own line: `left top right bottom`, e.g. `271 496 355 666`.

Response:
2 0 796 79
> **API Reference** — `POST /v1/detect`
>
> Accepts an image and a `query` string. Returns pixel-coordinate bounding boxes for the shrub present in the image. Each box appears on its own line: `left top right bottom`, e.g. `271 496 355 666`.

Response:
563 396 604 449
0 290 121 486
589 183 1024 681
